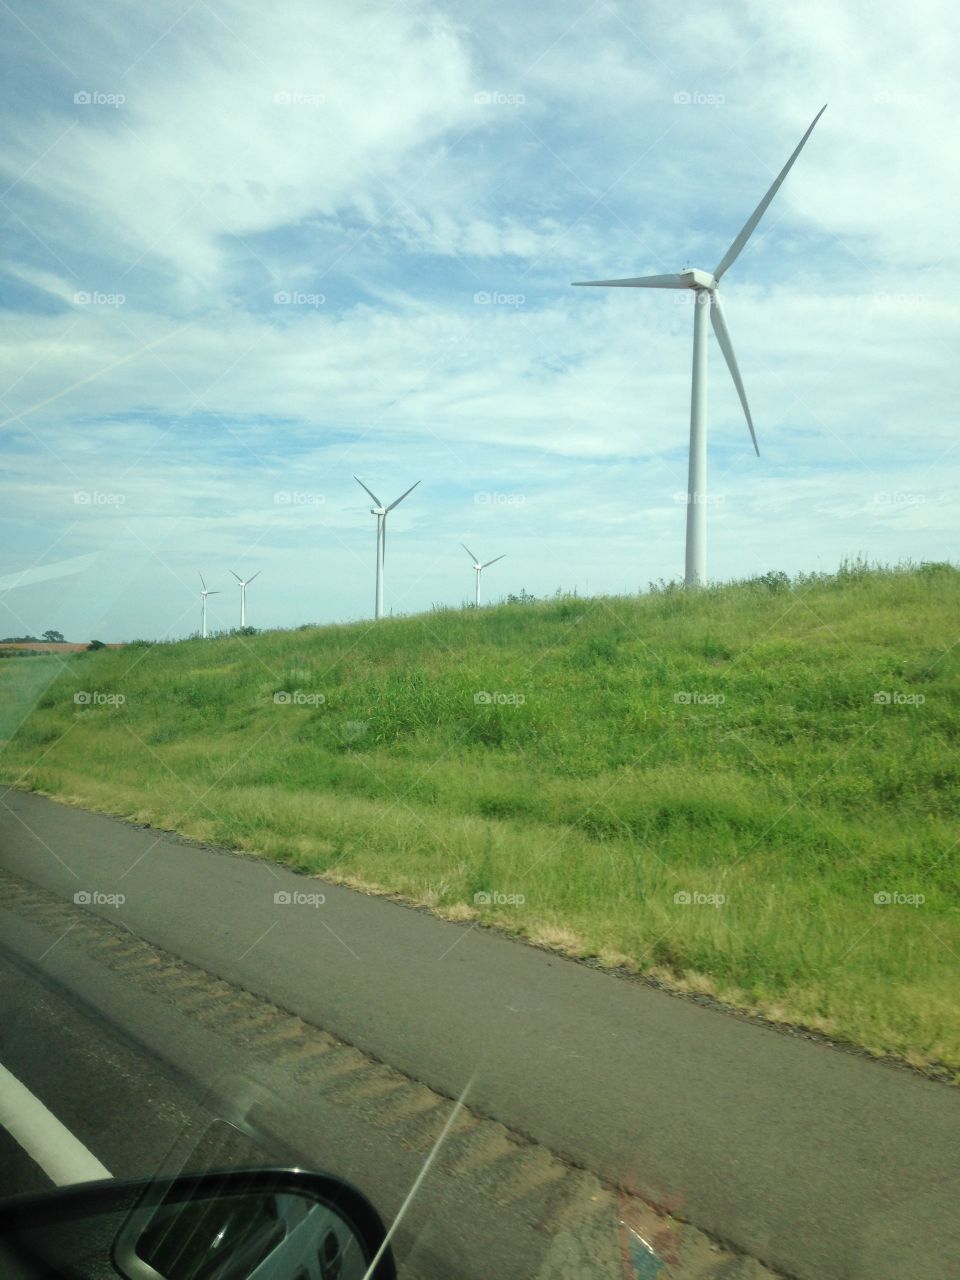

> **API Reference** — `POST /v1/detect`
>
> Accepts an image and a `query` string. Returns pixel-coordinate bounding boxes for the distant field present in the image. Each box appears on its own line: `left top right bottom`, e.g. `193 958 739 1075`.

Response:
0 642 124 653
1 562 958 1076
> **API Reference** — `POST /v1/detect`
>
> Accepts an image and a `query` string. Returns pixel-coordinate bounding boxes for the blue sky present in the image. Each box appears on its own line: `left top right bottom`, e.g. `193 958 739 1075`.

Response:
1 0 956 640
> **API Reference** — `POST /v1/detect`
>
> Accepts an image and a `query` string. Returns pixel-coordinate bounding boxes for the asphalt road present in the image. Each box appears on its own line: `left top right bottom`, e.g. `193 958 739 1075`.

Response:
0 948 236 1197
1 788 958 1280
0 920 641 1280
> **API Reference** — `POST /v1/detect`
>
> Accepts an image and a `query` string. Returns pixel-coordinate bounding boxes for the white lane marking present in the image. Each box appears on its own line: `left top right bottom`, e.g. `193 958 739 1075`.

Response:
0 1063 111 1185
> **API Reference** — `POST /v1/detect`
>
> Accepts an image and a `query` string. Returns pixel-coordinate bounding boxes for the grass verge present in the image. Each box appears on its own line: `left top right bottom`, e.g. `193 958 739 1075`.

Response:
1 560 957 1076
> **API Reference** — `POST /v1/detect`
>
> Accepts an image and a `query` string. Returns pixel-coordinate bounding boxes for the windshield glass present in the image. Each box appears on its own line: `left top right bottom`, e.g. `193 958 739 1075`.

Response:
1 4 958 1280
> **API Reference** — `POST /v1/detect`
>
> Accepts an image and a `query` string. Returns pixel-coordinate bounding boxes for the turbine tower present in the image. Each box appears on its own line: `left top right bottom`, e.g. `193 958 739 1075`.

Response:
231 570 261 628
461 544 505 607
573 105 826 587
198 572 220 639
354 477 421 620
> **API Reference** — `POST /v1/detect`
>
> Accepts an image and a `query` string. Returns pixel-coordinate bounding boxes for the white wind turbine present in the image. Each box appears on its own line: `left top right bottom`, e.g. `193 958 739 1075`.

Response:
354 477 421 620
573 105 826 587
461 543 505 607
230 570 261 628
198 572 220 639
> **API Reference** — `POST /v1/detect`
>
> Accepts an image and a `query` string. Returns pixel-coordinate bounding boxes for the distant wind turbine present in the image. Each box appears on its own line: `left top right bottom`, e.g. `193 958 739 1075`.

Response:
573 105 826 588
461 543 505 607
198 571 220 639
230 569 261 628
354 477 421 620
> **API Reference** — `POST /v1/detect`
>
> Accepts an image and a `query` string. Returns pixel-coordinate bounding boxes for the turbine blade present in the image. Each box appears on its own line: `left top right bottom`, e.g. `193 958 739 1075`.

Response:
709 293 759 455
387 479 421 512
713 105 827 281
230 570 242 583
198 571 207 590
247 570 261 584
461 542 479 563
354 475 383 507
572 273 689 289
482 555 506 569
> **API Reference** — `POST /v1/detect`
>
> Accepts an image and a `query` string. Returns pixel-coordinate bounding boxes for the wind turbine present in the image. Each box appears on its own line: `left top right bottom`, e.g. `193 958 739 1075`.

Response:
354 477 421 620
573 105 826 587
461 543 505 607
198 572 220 639
230 570 261 628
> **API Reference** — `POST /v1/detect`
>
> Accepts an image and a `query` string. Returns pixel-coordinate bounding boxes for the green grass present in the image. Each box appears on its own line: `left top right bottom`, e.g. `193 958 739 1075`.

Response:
2 560 958 1075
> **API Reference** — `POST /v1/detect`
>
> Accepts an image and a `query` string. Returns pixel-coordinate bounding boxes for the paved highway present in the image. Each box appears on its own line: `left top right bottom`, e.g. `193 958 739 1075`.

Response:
1 789 958 1279
0 914 646 1279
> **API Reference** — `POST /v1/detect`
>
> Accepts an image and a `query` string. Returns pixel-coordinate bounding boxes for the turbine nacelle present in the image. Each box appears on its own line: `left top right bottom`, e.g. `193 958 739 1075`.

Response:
680 269 716 290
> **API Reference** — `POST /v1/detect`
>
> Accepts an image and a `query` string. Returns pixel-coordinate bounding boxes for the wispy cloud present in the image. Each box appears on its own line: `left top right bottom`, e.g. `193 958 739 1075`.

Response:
0 0 956 639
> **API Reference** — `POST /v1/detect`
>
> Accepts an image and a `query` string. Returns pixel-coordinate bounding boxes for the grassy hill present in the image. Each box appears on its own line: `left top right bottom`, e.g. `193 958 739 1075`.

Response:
2 560 958 1076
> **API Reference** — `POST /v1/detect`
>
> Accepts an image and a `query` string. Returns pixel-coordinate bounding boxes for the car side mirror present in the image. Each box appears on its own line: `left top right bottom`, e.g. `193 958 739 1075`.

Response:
0 1166 397 1280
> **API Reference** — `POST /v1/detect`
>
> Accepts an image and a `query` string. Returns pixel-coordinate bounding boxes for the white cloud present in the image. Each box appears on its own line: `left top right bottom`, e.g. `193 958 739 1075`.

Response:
3 0 479 293
0 0 957 640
